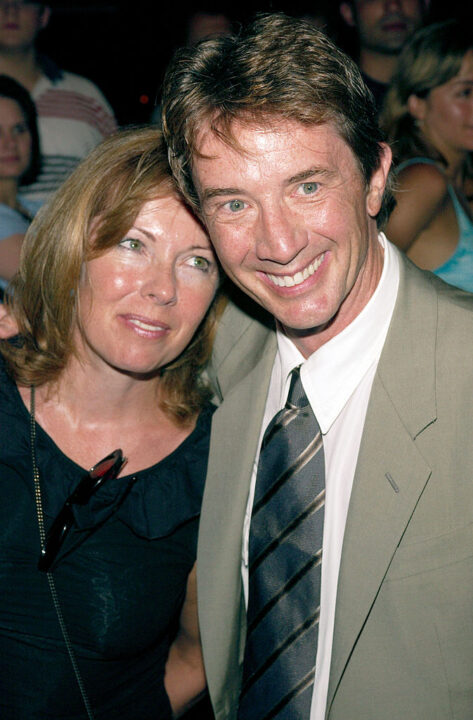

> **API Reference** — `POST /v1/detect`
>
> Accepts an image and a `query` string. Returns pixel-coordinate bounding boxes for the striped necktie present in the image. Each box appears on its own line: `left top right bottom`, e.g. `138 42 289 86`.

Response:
238 366 325 720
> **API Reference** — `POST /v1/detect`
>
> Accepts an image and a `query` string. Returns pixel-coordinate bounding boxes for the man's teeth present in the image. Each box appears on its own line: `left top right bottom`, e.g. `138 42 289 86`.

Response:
267 253 325 288
130 319 164 331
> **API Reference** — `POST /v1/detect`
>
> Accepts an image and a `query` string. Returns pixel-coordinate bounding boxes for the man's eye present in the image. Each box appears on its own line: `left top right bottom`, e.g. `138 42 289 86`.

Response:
119 237 142 251
298 182 319 195
226 199 246 212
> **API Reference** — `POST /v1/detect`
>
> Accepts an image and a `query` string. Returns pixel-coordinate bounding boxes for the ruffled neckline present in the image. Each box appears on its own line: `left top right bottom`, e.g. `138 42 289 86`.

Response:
0 354 215 542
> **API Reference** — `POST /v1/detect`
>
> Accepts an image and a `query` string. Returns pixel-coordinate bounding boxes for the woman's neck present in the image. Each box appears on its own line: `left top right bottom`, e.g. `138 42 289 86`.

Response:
46 354 164 427
0 179 20 209
24 356 193 474
422 129 469 187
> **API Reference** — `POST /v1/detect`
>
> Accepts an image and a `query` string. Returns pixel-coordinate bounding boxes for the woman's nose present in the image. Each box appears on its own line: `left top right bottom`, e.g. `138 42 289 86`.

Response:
140 264 177 305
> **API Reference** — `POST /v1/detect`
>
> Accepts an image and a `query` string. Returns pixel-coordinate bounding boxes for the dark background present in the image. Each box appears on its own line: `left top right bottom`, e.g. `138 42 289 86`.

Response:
37 0 468 128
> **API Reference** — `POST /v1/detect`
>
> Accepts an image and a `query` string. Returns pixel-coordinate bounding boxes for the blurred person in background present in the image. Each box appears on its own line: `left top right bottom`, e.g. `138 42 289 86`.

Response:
185 7 232 46
150 5 233 126
0 0 117 204
381 20 473 291
339 0 430 110
0 73 40 294
0 127 222 719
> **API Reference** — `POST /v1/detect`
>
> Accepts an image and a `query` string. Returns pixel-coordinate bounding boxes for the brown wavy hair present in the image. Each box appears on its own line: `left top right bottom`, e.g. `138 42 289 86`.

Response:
1 126 224 424
162 12 395 227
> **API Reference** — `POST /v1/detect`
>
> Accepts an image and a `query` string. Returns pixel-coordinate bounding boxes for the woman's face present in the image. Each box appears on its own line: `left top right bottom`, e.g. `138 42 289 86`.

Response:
415 49 473 161
76 195 219 377
0 96 32 182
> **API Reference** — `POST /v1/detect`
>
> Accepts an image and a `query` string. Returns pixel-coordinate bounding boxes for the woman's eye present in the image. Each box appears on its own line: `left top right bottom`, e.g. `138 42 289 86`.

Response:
188 256 210 271
226 199 246 213
298 182 319 196
119 237 143 251
13 123 28 136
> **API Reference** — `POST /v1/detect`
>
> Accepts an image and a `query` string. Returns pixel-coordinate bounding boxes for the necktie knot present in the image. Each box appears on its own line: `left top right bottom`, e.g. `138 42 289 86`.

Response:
286 366 309 410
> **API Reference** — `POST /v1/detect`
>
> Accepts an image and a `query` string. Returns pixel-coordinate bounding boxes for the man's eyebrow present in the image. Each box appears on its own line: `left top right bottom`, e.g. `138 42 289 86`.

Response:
200 167 337 203
286 166 336 185
201 187 245 203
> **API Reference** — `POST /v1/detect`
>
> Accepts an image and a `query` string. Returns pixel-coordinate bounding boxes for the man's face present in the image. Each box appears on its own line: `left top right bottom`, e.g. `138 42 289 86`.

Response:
342 0 426 55
0 2 49 54
193 119 391 357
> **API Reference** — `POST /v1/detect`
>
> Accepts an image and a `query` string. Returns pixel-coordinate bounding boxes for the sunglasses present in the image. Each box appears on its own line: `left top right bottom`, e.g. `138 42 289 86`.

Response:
38 449 126 572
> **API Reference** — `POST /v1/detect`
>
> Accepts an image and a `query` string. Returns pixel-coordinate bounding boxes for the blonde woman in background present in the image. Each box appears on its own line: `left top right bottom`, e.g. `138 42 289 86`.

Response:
381 20 473 291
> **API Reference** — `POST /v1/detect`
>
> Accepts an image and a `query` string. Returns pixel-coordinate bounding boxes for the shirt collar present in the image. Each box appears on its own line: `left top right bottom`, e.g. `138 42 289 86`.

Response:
276 233 400 432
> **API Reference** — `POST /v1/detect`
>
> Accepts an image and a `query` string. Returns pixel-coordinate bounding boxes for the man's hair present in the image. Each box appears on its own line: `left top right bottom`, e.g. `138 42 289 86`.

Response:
162 12 394 226
0 74 40 185
380 20 473 167
2 126 223 425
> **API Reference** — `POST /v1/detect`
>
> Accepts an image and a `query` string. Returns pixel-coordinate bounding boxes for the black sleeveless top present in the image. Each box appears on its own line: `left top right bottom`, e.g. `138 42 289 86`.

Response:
0 356 215 719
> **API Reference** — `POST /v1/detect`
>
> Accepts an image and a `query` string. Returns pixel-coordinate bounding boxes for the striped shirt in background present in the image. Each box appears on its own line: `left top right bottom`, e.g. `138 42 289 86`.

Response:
19 58 117 206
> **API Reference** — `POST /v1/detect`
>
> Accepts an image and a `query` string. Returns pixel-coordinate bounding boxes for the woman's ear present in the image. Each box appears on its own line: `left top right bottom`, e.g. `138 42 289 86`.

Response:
407 94 426 122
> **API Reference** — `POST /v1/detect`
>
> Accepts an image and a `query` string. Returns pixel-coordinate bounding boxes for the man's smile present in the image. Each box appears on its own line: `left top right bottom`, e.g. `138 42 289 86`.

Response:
265 253 326 288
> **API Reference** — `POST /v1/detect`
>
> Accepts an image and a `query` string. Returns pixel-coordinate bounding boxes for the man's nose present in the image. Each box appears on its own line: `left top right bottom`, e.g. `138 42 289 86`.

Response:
383 0 403 12
255 205 307 265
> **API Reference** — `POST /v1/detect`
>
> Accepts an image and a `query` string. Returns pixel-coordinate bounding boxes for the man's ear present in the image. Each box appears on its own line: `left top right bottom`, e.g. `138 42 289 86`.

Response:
39 5 51 32
340 2 355 27
366 142 392 218
407 94 427 122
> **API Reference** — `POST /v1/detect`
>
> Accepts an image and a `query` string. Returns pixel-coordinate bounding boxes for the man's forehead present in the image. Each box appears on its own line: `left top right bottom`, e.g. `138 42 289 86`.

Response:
191 118 364 194
194 117 348 160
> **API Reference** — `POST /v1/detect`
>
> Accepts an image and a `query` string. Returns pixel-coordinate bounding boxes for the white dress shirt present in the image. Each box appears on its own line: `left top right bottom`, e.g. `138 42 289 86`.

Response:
241 234 400 719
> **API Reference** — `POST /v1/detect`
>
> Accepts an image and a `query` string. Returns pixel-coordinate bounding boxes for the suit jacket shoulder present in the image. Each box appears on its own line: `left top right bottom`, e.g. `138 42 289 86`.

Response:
328 256 473 719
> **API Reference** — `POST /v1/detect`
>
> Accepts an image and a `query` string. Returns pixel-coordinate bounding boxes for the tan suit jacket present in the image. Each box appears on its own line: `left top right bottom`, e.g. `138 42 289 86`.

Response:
198 255 473 719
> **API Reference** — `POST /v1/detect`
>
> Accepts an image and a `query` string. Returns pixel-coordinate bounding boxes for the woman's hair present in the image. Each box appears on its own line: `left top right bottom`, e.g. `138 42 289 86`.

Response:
2 126 223 425
0 74 41 186
380 20 473 165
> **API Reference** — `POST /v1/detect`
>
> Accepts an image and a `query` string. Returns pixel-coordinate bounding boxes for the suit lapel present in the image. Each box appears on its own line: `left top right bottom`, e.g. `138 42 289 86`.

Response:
198 313 277 711
327 259 439 713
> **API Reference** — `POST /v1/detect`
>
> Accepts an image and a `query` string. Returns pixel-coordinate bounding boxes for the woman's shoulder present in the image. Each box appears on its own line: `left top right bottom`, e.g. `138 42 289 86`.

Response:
0 352 28 450
395 157 449 196
387 158 452 251
0 204 30 241
21 198 43 217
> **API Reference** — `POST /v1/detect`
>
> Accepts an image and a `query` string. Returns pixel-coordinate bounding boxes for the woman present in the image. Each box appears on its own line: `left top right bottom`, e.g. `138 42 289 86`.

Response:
0 75 41 291
0 127 223 718
381 20 473 291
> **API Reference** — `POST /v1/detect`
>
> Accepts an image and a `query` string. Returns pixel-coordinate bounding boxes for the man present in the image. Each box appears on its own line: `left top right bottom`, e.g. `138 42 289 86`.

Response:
339 0 429 109
0 0 116 203
162 13 473 720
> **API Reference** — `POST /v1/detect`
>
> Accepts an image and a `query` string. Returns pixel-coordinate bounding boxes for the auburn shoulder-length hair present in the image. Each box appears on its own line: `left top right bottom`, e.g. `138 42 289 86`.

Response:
1 126 224 425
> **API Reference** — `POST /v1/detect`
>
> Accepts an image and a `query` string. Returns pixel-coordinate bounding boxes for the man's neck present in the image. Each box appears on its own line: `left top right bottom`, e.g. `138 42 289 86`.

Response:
359 48 398 85
0 48 41 92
